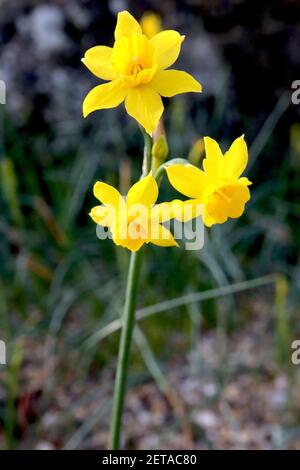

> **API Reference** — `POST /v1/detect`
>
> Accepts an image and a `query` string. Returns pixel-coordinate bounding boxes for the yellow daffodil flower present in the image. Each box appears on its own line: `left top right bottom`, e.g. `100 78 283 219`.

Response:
90 174 201 251
166 135 252 227
82 10 202 134
140 11 162 39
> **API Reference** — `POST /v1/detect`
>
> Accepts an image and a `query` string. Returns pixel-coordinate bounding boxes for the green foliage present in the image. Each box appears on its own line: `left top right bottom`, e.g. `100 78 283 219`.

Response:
1 81 300 449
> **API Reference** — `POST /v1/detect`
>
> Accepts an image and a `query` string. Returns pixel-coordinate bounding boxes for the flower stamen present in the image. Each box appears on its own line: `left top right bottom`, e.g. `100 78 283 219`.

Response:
214 187 231 203
130 60 143 76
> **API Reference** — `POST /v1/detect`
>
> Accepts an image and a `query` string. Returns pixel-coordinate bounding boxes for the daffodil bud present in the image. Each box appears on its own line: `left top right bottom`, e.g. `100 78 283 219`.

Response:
151 135 169 172
188 138 204 166
140 12 162 39
290 123 300 168
0 157 23 226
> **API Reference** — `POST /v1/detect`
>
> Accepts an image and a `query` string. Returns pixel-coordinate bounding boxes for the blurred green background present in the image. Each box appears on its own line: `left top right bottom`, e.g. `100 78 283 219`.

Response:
0 0 300 450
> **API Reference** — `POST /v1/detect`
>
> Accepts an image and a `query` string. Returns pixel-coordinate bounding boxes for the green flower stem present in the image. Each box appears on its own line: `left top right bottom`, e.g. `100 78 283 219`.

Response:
109 249 144 449
154 163 166 183
109 128 165 449
109 126 151 449
141 129 152 175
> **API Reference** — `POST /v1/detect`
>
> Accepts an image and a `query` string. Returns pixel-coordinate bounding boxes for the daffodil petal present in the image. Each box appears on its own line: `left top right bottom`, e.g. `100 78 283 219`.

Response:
223 135 248 180
127 238 145 252
151 200 183 223
151 199 203 223
152 70 202 97
82 46 117 81
93 182 124 211
89 205 113 227
83 79 128 117
203 137 224 180
114 11 142 40
112 233 145 252
202 211 215 228
150 30 184 70
166 164 208 199
149 224 179 247
125 86 163 134
238 177 252 186
127 174 158 208
177 199 204 222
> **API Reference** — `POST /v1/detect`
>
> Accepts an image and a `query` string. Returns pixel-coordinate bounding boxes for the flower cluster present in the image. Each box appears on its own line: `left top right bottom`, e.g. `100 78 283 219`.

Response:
83 11 252 252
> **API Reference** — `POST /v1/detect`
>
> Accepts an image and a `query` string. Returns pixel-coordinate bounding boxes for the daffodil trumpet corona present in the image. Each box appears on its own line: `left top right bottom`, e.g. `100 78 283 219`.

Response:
82 10 202 135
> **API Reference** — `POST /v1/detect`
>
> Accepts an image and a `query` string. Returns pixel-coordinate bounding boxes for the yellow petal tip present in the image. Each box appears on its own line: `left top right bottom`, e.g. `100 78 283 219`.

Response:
93 182 101 196
82 106 89 118
194 81 202 93
117 10 127 19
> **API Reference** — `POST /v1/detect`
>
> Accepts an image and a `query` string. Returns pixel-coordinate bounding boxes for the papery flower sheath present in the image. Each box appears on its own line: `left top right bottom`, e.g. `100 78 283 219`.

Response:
82 10 202 134
90 174 200 252
166 135 252 227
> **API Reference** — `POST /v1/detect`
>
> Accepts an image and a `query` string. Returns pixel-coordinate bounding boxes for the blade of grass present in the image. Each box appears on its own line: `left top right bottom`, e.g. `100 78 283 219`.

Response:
83 274 276 349
248 92 290 170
